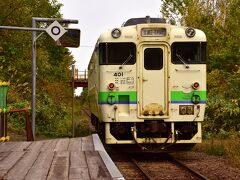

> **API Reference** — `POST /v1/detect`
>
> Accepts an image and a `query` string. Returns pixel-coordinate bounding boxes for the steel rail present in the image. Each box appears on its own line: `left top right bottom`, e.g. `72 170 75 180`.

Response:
168 154 209 180
130 156 154 180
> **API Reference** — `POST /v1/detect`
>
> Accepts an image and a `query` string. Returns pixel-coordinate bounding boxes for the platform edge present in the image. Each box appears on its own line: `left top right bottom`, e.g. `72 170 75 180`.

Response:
92 134 125 180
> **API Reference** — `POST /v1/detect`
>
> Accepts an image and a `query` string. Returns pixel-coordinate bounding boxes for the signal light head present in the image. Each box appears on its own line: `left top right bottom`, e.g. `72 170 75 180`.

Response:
192 82 200 90
108 83 115 90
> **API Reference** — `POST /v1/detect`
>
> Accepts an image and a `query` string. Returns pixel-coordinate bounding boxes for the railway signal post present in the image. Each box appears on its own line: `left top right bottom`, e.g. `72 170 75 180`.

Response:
0 18 80 139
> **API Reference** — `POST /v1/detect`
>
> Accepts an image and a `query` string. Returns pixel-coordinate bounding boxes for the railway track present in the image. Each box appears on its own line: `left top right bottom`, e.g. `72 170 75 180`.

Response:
167 154 209 180
109 151 150 180
110 150 209 180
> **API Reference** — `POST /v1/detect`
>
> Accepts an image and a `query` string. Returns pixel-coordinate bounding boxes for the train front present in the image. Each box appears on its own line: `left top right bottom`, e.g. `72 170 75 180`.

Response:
97 17 206 150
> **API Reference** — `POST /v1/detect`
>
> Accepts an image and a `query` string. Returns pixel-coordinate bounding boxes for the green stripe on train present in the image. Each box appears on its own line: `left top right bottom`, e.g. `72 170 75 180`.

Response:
98 90 206 103
98 91 137 103
171 91 206 101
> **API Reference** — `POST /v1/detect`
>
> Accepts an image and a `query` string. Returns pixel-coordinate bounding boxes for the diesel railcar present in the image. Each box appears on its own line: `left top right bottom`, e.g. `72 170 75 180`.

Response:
88 16 206 150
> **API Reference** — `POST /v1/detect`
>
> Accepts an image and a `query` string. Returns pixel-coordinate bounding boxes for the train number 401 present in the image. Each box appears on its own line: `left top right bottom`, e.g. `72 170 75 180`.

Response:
114 72 124 76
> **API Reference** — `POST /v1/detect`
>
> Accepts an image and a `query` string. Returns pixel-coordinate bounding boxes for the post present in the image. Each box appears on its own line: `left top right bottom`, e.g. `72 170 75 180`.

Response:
72 65 75 138
32 18 37 140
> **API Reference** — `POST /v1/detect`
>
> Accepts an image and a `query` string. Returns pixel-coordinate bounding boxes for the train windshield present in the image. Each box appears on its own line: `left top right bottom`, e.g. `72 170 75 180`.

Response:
171 42 206 64
99 43 136 65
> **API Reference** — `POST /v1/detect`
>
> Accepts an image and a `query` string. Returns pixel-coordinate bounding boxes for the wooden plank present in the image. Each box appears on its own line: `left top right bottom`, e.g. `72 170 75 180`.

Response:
0 142 17 152
13 141 32 151
40 139 58 151
27 141 45 151
25 151 54 180
4 150 40 180
0 151 25 179
54 138 70 151
68 138 82 152
85 151 111 179
47 151 69 180
69 151 90 180
82 135 94 151
0 151 11 161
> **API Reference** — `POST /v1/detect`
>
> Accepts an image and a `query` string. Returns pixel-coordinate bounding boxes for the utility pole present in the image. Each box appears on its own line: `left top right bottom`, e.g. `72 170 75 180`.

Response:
72 65 75 138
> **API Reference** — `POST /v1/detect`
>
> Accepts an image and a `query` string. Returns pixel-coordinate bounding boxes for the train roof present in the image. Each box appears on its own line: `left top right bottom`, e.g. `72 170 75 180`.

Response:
123 16 166 26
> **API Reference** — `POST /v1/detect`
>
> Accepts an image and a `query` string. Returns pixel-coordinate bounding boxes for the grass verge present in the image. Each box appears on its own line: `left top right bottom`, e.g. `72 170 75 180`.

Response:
194 133 240 168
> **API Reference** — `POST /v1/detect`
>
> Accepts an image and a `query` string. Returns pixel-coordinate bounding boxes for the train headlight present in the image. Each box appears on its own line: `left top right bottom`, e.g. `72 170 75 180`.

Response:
108 83 115 90
111 28 121 38
192 82 200 90
180 106 187 115
179 105 194 115
185 27 196 38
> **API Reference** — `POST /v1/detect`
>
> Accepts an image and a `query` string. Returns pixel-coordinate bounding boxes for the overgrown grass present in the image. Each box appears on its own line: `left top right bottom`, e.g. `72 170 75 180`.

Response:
194 131 240 168
73 100 93 137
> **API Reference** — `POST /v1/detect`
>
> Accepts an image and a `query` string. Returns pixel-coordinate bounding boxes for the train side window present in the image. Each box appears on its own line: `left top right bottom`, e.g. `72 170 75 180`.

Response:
99 43 136 65
172 42 206 64
144 48 163 70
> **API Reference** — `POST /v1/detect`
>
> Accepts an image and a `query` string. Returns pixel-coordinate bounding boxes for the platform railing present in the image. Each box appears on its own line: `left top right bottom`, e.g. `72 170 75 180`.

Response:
74 70 88 81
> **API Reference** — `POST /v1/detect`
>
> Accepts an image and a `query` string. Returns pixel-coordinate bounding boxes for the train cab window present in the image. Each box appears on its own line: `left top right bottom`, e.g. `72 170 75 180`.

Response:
172 42 206 64
99 43 136 65
144 48 163 70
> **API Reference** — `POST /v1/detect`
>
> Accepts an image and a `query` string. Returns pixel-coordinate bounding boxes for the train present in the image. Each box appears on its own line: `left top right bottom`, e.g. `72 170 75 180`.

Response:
88 16 206 151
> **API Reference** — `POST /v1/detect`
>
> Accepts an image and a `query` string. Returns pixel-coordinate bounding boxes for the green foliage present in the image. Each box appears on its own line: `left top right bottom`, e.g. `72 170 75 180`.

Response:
8 101 30 134
78 88 89 107
35 94 71 137
205 69 240 132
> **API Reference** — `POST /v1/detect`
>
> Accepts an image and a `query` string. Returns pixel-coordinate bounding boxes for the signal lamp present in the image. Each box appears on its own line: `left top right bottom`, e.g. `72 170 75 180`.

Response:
108 83 115 90
192 82 200 90
111 28 121 38
185 27 196 38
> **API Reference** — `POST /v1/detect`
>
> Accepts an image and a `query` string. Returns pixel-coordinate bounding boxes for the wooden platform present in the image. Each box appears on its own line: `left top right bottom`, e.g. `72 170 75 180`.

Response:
0 134 124 180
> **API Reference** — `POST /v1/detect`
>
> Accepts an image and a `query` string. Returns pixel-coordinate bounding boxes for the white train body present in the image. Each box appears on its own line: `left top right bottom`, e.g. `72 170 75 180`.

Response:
88 17 206 148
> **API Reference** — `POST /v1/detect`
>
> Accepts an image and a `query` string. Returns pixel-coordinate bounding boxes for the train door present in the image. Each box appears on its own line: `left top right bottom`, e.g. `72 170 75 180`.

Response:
138 44 168 117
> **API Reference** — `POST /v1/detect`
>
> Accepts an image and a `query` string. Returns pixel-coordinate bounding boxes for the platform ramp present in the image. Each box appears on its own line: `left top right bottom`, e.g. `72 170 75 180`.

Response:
0 134 124 180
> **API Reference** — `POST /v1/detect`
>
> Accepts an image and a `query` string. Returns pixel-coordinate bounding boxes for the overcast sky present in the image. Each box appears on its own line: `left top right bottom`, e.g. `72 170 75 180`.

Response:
58 0 162 70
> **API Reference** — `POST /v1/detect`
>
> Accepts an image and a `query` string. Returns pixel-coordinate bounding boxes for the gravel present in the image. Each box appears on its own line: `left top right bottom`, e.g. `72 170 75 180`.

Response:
171 151 240 180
